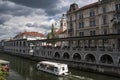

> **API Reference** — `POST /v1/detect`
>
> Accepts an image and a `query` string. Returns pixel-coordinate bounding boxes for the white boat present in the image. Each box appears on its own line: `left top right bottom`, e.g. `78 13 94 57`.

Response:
37 61 69 76
0 59 10 72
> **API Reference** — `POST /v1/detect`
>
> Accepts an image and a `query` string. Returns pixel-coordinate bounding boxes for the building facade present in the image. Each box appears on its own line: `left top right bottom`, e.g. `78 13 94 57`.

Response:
67 0 120 49
2 31 46 55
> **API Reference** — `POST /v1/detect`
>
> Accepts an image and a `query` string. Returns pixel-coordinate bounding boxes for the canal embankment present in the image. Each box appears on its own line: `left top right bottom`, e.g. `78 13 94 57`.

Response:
0 52 120 80
2 51 120 78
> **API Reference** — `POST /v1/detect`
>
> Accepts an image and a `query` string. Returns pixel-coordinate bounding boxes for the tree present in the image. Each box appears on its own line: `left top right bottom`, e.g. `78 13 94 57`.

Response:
0 64 7 80
47 24 57 45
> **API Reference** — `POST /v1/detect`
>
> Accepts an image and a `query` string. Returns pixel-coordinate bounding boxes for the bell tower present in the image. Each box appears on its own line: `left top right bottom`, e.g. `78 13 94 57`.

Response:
60 14 67 32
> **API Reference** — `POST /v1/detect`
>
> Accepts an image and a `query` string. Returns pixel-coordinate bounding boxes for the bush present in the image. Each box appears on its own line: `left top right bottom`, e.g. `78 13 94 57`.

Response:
0 64 7 80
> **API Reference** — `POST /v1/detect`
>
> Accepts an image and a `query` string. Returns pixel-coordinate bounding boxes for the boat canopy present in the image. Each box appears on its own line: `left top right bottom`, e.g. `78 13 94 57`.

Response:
0 60 10 64
39 61 67 67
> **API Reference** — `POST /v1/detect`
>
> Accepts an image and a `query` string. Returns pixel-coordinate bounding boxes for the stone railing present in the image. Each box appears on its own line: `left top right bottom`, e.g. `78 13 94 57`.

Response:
38 46 120 52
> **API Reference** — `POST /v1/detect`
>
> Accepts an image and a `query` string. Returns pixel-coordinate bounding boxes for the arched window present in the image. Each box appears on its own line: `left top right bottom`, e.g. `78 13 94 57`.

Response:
100 54 113 64
85 54 96 62
63 52 70 59
118 59 120 65
54 52 60 58
73 53 81 60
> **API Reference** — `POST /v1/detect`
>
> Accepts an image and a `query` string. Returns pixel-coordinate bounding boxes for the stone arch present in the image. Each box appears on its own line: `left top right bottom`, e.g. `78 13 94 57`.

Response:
54 52 60 58
73 53 81 60
117 57 120 64
117 57 120 67
85 54 96 62
63 52 70 59
118 59 120 65
100 54 113 64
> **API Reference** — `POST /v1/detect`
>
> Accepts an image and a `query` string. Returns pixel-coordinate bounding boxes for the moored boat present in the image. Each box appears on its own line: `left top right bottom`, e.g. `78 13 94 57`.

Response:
37 61 69 76
0 59 10 72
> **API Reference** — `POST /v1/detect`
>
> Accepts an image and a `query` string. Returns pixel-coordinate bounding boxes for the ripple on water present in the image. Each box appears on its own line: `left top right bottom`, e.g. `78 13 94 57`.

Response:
7 70 25 80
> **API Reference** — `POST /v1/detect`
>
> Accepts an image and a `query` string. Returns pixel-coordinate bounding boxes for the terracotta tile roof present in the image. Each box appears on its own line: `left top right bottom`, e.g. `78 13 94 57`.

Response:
56 29 63 35
61 30 67 34
78 2 98 11
14 31 45 38
56 29 67 35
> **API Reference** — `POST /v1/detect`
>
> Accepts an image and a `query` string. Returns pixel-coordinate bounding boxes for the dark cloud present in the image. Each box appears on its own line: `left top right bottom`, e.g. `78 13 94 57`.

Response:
26 23 39 27
9 0 60 9
0 15 11 24
0 1 35 16
45 6 68 16
8 0 62 16
26 23 51 30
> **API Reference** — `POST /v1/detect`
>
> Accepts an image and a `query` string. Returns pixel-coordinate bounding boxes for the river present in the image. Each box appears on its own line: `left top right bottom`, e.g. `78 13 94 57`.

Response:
0 52 120 80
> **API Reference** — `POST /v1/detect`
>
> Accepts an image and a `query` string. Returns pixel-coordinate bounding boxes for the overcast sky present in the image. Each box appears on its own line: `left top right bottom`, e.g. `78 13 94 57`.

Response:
0 0 97 40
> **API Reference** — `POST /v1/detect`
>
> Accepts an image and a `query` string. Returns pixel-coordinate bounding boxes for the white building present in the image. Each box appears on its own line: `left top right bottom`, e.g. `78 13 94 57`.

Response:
13 31 46 40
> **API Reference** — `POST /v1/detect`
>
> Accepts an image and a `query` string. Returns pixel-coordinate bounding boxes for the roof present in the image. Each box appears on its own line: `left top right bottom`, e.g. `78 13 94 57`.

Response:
56 29 67 35
78 2 98 11
0 59 9 64
39 61 67 67
56 29 63 34
14 31 45 38
67 2 98 14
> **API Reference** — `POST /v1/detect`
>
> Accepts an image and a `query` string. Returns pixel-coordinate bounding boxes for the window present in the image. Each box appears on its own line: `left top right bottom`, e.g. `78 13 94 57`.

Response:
79 32 84 37
90 10 95 17
79 13 83 19
103 29 107 35
70 23 72 27
79 22 84 28
102 6 106 13
93 30 96 35
90 31 92 36
70 17 72 21
118 29 120 34
62 67 65 71
104 39 108 43
116 4 120 10
102 15 107 24
64 23 66 26
90 19 96 27
90 30 96 36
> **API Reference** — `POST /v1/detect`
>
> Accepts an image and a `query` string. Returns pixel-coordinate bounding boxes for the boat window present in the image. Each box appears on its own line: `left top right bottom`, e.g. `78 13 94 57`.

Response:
40 63 46 68
54 67 58 72
46 65 54 71
62 67 65 71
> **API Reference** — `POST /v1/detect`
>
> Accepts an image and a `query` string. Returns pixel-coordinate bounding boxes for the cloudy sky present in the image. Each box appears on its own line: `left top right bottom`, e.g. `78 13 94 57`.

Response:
0 0 97 40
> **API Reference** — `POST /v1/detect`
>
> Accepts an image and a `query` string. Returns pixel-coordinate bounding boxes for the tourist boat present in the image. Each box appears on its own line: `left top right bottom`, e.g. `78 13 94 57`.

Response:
0 59 10 72
37 61 69 76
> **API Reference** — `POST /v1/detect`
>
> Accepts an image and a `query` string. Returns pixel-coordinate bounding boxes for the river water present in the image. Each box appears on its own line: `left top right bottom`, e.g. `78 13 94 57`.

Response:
0 52 120 80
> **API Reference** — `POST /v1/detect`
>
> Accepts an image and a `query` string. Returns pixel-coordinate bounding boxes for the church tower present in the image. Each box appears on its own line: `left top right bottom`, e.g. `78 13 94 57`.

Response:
60 14 67 32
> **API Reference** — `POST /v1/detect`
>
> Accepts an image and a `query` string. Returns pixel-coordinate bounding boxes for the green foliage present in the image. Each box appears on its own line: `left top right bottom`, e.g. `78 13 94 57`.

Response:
47 24 56 39
47 24 56 45
0 64 7 80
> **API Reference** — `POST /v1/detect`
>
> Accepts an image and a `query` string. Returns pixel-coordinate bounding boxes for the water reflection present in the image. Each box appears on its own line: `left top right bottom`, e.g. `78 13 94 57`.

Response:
7 56 58 80
0 53 120 80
